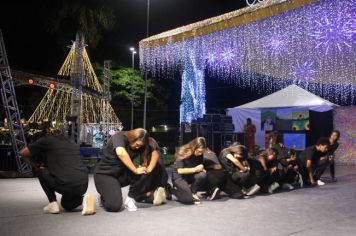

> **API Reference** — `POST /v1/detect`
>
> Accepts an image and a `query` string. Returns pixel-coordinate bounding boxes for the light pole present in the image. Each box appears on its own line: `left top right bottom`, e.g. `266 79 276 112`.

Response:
130 47 136 130
143 0 150 129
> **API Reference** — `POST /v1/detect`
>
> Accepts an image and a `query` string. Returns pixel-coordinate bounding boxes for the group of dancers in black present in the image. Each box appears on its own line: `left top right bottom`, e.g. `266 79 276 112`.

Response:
18 127 340 214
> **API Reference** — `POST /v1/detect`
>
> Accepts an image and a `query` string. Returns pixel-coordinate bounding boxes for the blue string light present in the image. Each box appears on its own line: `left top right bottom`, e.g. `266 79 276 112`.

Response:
180 54 206 123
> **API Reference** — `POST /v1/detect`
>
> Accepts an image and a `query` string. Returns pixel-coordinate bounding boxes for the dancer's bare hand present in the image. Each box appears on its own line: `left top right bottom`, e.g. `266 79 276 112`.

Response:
194 164 205 173
135 166 147 175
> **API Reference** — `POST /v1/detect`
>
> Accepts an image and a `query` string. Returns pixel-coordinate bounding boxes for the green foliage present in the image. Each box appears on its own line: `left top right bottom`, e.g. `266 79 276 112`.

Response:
93 63 172 128
111 68 154 107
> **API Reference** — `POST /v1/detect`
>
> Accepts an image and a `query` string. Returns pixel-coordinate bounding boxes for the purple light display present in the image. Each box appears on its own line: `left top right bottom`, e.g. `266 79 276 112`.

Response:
140 0 356 110
310 16 355 54
290 59 317 82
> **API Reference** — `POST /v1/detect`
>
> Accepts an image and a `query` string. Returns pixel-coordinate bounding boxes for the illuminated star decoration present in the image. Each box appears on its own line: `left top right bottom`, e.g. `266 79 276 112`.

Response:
220 48 235 62
310 17 355 54
290 60 317 82
205 53 217 66
264 34 287 55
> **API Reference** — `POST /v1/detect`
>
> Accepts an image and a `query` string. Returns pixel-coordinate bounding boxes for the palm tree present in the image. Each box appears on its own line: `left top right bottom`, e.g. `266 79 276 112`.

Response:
45 0 116 47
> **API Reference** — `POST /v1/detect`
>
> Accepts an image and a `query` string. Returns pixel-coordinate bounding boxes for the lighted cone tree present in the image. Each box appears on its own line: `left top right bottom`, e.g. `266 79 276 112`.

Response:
29 41 120 125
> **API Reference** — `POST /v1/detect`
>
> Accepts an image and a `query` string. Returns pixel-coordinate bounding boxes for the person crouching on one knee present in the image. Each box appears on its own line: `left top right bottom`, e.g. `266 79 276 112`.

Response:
296 137 330 187
202 148 244 200
171 137 208 205
256 148 281 194
94 128 168 212
19 127 95 215
219 144 261 197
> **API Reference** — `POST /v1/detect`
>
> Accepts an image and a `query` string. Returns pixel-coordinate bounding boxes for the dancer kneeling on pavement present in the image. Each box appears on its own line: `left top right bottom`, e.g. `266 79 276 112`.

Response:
219 144 261 197
202 148 244 200
296 137 330 187
277 149 304 188
94 128 168 212
256 148 281 194
172 137 230 204
266 132 301 189
19 127 95 215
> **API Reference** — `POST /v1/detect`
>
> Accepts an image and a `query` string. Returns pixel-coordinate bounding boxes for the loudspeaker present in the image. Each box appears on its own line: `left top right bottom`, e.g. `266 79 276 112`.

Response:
212 132 222 154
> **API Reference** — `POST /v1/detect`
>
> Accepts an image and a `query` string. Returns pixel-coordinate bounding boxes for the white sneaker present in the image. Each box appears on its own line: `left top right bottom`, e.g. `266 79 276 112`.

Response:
82 194 95 216
192 193 201 205
124 196 138 211
268 182 280 194
241 188 248 195
317 180 325 186
43 201 60 214
246 184 261 196
297 173 304 188
282 183 295 190
153 187 167 206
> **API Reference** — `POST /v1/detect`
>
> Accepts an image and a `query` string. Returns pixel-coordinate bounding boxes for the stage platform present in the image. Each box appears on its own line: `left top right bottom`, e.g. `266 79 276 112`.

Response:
1 166 356 236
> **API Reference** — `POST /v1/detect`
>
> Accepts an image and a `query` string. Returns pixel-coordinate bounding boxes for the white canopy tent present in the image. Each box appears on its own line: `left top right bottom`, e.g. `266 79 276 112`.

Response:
226 85 338 147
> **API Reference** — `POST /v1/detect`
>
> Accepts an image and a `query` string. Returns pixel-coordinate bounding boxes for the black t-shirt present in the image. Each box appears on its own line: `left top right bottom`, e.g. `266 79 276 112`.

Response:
298 145 324 167
95 132 154 176
28 135 88 186
172 154 203 181
327 142 339 156
219 149 248 173
203 151 220 170
272 143 288 161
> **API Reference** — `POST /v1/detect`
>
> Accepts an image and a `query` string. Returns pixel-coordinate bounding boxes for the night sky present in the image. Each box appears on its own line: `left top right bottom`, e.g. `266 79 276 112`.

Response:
0 0 281 126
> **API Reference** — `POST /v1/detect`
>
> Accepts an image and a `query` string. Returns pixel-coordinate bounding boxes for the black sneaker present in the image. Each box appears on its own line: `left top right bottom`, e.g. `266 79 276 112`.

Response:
208 187 221 201
331 177 338 182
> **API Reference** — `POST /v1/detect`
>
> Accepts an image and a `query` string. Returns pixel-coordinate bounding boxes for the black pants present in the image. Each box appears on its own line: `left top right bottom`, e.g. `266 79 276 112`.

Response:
206 169 243 199
38 169 88 211
246 158 268 187
172 172 208 205
298 158 329 185
94 163 168 212
231 171 253 188
330 161 335 178
131 163 169 203
172 170 243 204
245 161 279 190
279 168 298 184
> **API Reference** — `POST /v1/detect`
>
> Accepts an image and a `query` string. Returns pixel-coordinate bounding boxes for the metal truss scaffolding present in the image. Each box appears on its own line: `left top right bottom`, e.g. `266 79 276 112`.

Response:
0 29 32 174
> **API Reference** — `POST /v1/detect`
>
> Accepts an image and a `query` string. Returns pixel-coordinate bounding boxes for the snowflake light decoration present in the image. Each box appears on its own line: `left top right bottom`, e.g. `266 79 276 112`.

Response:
220 49 235 62
290 60 317 81
310 17 354 54
264 34 287 55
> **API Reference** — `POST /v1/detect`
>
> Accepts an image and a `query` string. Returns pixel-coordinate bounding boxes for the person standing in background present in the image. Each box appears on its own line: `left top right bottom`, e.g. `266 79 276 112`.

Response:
244 118 256 152
328 130 340 182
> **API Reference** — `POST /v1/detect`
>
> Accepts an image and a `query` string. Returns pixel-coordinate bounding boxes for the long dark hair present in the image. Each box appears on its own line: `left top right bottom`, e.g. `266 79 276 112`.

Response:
219 144 248 160
266 131 281 147
330 130 340 141
175 137 206 160
125 128 150 165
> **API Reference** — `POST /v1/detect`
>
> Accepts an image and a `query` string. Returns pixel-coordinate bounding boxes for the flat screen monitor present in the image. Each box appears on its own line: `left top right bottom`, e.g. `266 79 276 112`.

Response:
283 133 306 150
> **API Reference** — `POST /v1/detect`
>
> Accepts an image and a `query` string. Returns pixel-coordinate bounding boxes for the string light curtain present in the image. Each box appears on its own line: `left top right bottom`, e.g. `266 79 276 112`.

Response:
140 0 356 109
